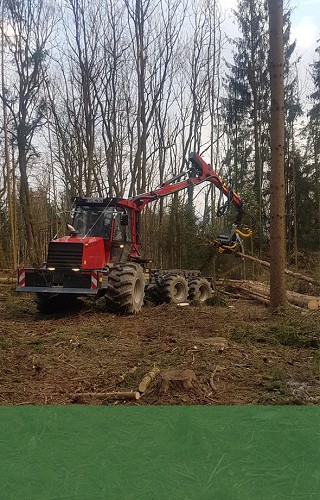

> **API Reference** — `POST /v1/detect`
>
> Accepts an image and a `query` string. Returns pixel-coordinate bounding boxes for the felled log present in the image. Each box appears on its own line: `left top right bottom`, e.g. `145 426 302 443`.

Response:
239 288 270 306
236 252 320 287
232 280 320 310
138 367 160 393
72 391 140 401
286 291 320 310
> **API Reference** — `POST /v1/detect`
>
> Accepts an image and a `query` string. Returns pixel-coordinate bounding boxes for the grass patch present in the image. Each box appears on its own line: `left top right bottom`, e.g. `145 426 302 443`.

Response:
205 293 227 307
229 326 267 344
270 324 319 348
230 322 319 348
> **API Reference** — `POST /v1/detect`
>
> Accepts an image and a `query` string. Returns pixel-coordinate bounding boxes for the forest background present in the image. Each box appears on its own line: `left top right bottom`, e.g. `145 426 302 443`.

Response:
0 0 319 277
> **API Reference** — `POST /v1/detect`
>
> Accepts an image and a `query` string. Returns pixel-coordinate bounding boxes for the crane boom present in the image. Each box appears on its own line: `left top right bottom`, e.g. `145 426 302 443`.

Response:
131 152 243 221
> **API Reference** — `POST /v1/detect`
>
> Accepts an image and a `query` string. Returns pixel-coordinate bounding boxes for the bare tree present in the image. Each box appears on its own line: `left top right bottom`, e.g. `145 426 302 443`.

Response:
66 0 101 196
2 0 54 264
94 0 129 197
125 0 184 196
1 0 16 267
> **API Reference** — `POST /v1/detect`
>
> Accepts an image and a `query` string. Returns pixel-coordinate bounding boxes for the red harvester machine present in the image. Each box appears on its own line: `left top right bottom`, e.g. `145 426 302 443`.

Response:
16 152 252 314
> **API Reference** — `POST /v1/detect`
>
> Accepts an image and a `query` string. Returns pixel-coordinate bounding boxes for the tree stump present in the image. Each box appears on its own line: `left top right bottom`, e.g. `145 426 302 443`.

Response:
160 368 197 393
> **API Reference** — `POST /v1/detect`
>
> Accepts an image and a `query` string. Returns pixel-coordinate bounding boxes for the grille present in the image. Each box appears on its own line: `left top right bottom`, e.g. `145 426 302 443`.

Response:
46 242 83 269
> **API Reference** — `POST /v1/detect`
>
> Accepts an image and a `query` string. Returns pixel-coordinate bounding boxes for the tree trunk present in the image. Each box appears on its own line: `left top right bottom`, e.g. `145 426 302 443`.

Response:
268 0 287 309
1 0 15 268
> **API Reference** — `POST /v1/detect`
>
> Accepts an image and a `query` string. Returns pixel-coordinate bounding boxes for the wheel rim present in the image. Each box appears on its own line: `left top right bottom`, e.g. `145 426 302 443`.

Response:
173 282 186 301
199 284 210 301
133 277 144 306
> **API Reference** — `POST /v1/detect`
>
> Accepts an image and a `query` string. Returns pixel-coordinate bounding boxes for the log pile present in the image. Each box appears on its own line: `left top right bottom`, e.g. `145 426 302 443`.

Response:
225 280 320 310
236 252 320 287
72 367 161 403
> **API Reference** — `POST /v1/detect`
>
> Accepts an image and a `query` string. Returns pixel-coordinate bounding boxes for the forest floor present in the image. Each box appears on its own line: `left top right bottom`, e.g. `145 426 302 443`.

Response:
0 285 319 406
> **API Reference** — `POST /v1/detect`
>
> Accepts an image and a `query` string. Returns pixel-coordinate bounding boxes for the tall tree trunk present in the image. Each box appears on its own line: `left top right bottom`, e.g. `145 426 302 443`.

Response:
1 0 16 268
18 129 37 263
269 0 287 308
291 127 298 269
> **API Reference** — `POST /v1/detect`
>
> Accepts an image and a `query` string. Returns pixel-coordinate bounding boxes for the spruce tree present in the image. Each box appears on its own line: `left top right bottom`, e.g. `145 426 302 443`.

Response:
308 42 320 251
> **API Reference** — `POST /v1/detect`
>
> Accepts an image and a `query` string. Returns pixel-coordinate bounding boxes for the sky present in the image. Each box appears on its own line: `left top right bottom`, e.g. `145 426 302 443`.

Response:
290 0 320 55
222 0 320 54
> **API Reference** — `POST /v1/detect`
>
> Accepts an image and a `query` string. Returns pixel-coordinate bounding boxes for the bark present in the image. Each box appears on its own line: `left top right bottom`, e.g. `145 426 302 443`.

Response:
269 0 287 308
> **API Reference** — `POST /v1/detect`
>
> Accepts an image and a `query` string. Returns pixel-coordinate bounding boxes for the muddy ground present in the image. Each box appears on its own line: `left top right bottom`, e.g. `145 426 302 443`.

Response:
0 286 319 406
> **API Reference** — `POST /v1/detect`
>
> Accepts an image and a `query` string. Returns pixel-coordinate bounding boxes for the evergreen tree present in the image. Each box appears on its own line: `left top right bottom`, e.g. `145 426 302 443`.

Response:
308 41 320 251
223 0 270 251
223 0 299 256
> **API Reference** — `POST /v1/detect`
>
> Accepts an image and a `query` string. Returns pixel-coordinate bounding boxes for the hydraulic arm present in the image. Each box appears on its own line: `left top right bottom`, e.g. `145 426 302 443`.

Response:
132 152 252 253
132 152 242 211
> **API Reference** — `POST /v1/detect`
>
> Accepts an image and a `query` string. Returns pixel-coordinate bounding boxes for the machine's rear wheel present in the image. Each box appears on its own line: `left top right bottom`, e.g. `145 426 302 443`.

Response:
105 263 145 315
157 274 188 304
188 278 212 303
35 293 78 314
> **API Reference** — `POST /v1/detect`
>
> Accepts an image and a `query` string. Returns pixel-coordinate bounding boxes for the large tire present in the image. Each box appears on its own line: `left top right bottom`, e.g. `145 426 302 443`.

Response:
188 278 212 303
35 293 78 314
105 263 145 315
157 274 188 304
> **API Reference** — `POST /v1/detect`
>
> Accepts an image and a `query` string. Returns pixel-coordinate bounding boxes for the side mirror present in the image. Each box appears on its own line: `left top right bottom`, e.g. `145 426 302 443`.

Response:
120 213 129 226
67 224 78 237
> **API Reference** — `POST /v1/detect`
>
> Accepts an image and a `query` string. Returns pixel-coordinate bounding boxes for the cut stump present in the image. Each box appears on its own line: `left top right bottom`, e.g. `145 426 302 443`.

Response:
160 368 197 393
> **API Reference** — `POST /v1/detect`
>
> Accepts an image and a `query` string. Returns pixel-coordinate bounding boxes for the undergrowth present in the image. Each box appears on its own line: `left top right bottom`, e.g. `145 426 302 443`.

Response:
230 319 319 348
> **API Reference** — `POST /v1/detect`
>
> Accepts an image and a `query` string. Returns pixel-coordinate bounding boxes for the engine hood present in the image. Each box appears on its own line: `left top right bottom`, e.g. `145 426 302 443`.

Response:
49 236 107 269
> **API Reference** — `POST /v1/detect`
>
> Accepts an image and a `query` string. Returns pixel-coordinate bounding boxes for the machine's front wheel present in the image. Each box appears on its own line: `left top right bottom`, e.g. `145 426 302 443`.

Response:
105 263 145 315
157 274 188 304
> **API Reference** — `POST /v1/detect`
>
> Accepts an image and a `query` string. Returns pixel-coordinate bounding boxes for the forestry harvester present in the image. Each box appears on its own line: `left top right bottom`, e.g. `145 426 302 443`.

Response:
16 152 252 314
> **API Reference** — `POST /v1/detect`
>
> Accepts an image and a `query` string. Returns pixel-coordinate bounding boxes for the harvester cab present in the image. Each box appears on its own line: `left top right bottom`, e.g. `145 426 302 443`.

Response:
67 197 141 266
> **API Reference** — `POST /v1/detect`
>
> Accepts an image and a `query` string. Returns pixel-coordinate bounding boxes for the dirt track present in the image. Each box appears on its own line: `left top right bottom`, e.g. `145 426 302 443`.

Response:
0 287 319 405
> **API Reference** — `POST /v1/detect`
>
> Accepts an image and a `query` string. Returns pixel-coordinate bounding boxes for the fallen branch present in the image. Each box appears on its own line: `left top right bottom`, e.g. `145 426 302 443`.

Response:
209 365 222 391
138 367 160 393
